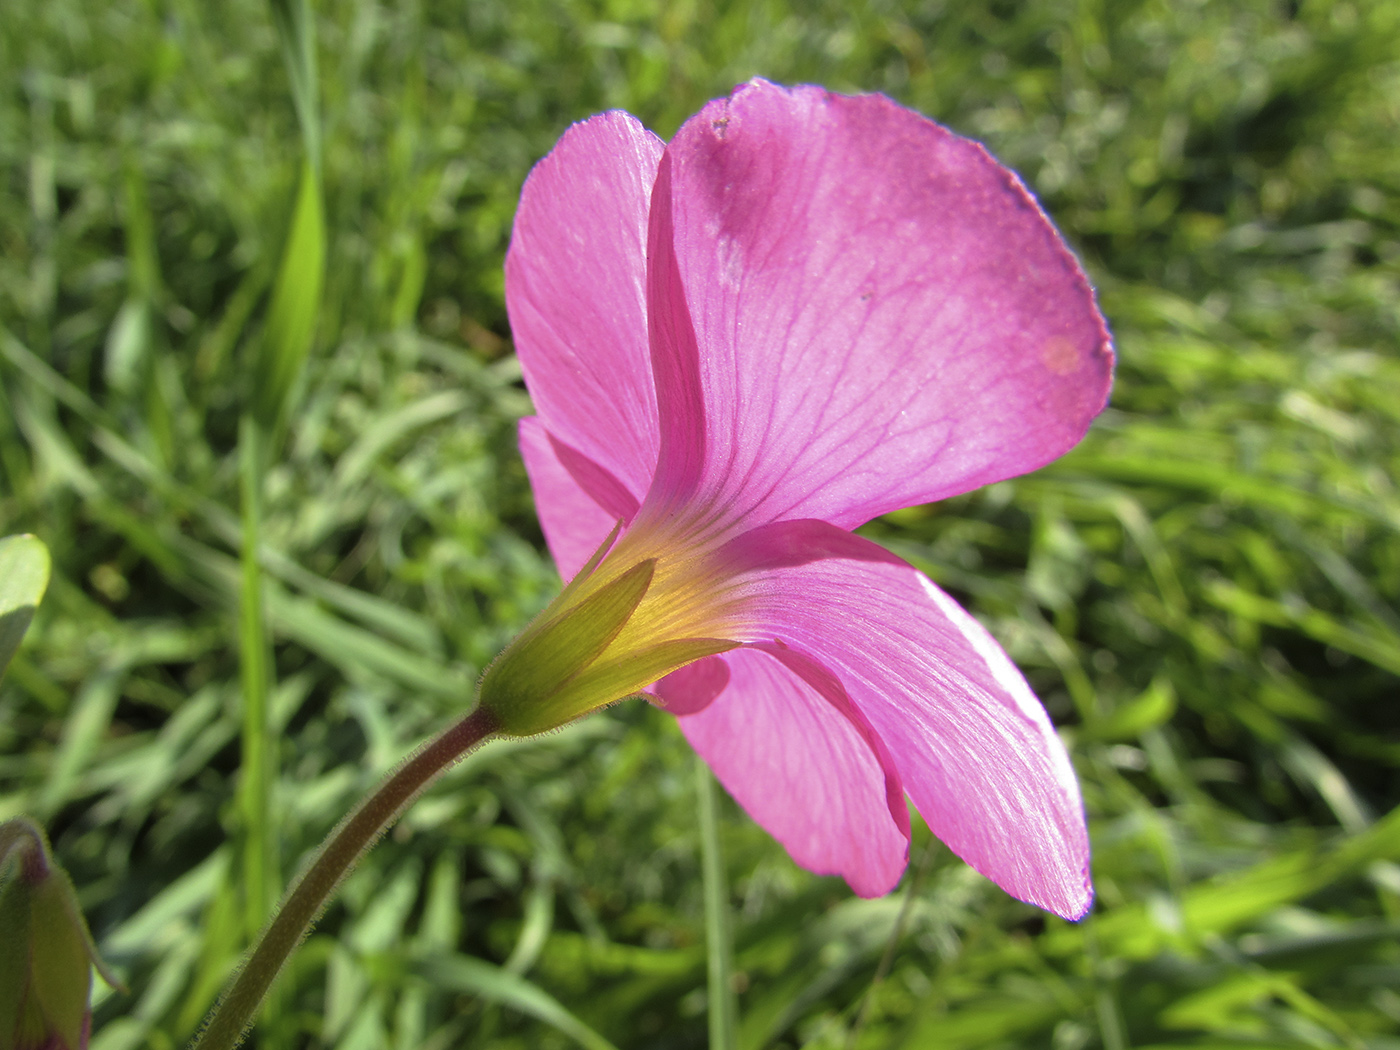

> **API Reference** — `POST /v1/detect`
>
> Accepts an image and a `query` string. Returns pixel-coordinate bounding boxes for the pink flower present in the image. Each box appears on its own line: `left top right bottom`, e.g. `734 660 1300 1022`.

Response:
480 80 1113 919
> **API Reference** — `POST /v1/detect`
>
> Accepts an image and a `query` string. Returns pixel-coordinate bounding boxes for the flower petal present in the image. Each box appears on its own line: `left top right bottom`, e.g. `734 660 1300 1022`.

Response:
518 417 635 582
668 648 910 898
506 111 665 498
647 79 1113 529
652 653 730 715
718 519 1093 919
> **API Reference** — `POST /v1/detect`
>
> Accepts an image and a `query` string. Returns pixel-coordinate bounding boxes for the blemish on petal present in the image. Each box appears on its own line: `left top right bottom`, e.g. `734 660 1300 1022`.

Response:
1041 335 1080 376
717 233 744 288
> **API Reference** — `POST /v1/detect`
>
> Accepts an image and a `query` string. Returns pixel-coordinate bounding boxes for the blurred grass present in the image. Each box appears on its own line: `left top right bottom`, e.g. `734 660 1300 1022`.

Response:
1 0 1398 1048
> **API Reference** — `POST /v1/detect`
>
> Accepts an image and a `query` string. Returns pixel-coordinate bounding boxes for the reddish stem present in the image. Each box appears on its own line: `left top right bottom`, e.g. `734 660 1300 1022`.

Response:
191 706 500 1050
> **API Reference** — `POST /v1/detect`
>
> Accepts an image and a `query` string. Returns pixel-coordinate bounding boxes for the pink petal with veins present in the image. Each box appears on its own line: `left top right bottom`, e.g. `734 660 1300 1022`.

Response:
717 519 1092 919
506 112 664 499
664 649 910 898
518 417 632 582
648 79 1112 529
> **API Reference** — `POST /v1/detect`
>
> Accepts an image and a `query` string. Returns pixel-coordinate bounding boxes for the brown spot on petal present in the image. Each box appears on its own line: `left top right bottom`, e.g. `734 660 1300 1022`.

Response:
1042 335 1080 376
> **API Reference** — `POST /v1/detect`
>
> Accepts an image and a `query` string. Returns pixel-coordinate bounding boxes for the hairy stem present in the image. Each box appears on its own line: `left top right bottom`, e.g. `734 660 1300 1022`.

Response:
191 706 501 1050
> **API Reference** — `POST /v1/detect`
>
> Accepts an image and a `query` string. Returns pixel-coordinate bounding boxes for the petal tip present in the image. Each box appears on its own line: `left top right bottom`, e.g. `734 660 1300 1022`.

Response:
1053 872 1096 922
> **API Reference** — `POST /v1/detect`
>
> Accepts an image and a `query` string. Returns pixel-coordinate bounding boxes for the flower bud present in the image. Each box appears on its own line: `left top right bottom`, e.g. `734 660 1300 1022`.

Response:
0 819 120 1050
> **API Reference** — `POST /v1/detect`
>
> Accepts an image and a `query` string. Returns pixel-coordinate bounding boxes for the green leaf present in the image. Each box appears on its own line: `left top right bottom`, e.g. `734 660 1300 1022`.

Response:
1083 676 1177 741
1203 579 1400 678
416 954 621 1050
1048 803 1400 961
103 298 150 397
898 997 1066 1050
0 534 51 683
38 669 123 819
332 390 470 490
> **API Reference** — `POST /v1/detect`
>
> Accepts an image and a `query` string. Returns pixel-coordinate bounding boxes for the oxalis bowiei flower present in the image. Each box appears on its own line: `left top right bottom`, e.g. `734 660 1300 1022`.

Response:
478 78 1114 920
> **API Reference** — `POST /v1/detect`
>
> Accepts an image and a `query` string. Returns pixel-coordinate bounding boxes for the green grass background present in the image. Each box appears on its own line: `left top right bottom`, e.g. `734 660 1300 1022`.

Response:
2 0 1399 1047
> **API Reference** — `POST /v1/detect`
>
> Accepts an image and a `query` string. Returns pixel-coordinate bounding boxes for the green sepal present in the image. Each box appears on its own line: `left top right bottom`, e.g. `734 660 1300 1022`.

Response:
480 559 656 736
0 818 123 1050
19 874 91 1050
548 638 739 722
0 871 31 1049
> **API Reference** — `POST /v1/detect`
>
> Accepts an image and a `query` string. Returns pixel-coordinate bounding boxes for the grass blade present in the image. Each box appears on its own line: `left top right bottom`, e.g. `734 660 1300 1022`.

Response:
418 954 621 1050
252 159 324 429
698 756 737 1050
237 414 278 949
